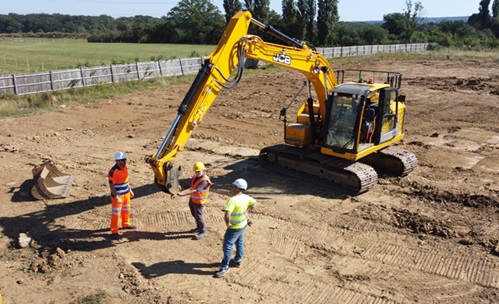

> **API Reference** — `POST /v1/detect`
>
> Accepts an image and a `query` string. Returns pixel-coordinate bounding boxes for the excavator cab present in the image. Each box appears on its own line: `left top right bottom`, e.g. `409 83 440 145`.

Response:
325 88 365 151
317 69 409 162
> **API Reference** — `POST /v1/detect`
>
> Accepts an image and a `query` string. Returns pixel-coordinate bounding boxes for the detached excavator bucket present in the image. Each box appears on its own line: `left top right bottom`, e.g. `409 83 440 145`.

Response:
31 161 75 200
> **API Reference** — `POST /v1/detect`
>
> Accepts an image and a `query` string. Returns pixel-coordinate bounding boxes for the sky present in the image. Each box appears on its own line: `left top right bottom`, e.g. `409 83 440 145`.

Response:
0 0 480 22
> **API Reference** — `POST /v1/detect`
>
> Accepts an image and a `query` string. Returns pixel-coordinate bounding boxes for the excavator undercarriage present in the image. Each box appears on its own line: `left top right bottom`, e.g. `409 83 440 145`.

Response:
260 144 417 194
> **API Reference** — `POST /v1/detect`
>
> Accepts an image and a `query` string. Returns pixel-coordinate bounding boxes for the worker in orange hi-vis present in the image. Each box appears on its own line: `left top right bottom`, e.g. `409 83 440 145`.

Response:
177 161 212 240
108 151 136 237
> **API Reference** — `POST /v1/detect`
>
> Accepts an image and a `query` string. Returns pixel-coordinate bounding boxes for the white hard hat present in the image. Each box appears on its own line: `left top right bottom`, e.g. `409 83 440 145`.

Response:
232 178 247 190
114 151 127 160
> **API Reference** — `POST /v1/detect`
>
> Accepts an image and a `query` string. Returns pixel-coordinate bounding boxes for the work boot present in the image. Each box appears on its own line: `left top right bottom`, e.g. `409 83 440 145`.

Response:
109 233 120 240
214 268 230 278
195 232 206 240
229 259 242 268
122 225 137 230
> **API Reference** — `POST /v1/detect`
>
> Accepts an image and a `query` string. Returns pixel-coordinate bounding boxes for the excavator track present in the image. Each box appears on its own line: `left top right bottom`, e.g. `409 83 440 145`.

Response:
362 146 418 177
260 144 378 194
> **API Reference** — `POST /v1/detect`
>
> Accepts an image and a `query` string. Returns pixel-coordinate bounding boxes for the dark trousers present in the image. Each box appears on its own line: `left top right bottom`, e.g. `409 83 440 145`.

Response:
189 200 206 232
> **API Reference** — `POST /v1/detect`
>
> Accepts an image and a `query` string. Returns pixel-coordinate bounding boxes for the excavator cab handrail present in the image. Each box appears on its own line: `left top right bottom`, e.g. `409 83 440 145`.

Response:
335 69 403 88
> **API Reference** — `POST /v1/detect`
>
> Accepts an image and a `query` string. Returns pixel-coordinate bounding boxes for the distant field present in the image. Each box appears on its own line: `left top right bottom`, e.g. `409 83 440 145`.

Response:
0 37 216 76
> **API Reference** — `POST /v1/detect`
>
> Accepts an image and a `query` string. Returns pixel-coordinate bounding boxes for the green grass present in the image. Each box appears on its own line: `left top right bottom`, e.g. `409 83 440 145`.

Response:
1 42 498 120
0 37 217 75
0 74 199 118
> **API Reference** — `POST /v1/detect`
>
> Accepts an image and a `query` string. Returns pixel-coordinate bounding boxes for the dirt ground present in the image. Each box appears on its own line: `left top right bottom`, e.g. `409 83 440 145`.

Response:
0 58 498 304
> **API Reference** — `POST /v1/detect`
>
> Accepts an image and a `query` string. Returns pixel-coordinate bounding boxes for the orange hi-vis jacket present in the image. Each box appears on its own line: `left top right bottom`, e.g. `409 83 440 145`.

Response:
108 165 130 195
190 175 212 205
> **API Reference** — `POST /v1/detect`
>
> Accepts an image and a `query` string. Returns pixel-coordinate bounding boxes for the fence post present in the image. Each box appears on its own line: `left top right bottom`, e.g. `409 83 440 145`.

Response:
80 67 85 87
158 60 163 77
110 65 115 83
12 74 17 95
49 71 54 92
179 59 184 75
136 62 140 80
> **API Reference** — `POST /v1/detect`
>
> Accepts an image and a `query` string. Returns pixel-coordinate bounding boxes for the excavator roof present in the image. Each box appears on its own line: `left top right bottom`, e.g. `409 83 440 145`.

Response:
333 83 371 95
334 82 390 95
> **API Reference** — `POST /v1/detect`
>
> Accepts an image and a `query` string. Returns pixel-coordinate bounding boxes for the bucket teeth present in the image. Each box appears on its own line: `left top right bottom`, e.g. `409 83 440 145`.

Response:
31 161 74 200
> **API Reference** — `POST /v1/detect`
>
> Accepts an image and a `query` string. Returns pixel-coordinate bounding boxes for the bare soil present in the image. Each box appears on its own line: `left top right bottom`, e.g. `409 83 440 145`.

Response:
1 58 498 304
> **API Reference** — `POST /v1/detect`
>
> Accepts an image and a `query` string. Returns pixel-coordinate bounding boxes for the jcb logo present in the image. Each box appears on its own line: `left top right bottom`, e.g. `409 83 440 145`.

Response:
273 53 291 65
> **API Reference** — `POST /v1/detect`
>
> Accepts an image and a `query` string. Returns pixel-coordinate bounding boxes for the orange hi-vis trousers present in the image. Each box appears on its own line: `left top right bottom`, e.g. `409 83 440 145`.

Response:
110 192 131 234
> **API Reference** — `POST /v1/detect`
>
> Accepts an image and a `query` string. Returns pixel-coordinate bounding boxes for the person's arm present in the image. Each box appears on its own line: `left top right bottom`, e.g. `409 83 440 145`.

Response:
109 181 121 202
224 210 231 228
177 179 207 197
177 188 194 197
247 197 256 212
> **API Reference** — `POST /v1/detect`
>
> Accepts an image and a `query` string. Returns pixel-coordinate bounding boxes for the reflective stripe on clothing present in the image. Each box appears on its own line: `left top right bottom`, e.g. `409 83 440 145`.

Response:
225 193 256 229
229 211 247 225
109 164 131 234
190 174 212 204
108 165 130 195
110 193 131 234
114 182 130 195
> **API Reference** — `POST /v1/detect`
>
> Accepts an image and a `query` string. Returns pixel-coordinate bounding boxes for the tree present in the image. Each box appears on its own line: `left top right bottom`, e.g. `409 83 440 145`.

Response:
0 15 23 33
166 0 225 44
336 22 388 46
295 0 307 40
253 0 270 23
305 0 317 43
281 0 306 40
382 13 408 36
317 0 338 46
491 0 499 37
223 0 243 23
493 0 499 18
402 0 424 42
382 1 423 42
469 0 492 29
282 0 298 37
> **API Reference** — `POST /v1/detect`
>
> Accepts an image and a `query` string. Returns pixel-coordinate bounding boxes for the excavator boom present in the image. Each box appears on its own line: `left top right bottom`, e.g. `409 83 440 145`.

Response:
145 11 337 193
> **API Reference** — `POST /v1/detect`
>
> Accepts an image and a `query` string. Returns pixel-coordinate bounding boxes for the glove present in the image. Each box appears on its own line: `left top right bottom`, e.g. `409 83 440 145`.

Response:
116 196 122 203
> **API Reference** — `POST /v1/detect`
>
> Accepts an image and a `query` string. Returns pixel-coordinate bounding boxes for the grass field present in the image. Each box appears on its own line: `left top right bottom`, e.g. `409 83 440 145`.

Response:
0 37 217 75
1 38 498 119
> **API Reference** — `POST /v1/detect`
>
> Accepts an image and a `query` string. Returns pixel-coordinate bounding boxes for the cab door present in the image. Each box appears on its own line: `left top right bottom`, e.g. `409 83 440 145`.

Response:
373 88 399 144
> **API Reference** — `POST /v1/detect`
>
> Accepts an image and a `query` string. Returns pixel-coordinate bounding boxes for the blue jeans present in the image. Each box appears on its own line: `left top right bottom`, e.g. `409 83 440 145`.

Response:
220 226 246 270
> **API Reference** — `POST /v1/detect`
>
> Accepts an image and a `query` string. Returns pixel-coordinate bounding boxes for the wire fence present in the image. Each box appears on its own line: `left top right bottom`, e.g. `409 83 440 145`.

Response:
0 43 430 97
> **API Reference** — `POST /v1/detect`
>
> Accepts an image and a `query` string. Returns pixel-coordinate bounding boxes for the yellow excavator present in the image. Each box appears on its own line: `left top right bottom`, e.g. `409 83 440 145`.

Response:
145 11 417 194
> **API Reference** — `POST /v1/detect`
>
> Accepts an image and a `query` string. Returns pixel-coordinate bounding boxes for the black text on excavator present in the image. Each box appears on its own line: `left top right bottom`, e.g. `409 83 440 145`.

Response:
145 11 418 194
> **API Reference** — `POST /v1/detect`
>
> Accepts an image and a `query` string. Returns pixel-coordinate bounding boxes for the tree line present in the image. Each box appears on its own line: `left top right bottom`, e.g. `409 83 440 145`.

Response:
0 0 498 48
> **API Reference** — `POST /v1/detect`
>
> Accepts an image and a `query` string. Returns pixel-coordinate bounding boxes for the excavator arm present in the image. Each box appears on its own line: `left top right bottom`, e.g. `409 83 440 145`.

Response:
145 10 338 193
